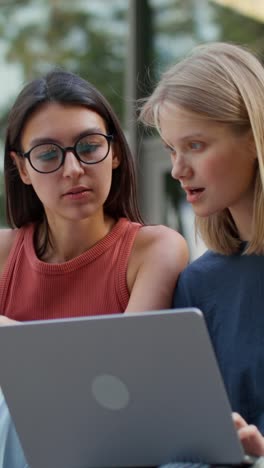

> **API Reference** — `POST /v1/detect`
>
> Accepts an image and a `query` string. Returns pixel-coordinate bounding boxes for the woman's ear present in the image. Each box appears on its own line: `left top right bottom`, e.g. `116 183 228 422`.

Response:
111 143 121 169
9 151 32 185
111 139 122 169
112 153 120 169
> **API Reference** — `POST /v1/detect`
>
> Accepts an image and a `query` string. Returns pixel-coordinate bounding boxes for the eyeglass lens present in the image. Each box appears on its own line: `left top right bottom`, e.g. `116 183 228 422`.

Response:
29 134 109 172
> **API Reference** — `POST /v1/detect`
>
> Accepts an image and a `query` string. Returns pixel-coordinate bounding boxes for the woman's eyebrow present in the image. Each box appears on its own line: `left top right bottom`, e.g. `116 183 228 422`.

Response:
179 132 204 142
28 127 106 147
161 132 207 149
77 127 107 139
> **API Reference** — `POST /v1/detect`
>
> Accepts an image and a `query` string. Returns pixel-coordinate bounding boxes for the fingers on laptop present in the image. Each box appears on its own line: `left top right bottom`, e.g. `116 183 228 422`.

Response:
232 412 248 429
232 412 264 456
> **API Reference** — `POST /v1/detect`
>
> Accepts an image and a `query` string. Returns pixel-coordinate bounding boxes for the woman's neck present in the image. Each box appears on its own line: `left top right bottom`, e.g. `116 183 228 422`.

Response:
229 199 253 242
37 214 115 263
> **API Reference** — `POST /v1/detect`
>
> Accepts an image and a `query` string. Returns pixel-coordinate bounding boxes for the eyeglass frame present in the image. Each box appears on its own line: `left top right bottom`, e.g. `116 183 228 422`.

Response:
16 132 114 174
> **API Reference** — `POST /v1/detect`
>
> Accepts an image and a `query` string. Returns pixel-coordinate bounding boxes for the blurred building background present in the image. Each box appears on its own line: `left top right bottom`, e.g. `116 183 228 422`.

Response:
0 0 264 259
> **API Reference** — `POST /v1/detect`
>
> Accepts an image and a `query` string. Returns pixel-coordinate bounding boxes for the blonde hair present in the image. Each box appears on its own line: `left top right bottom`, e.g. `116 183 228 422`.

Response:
139 42 264 255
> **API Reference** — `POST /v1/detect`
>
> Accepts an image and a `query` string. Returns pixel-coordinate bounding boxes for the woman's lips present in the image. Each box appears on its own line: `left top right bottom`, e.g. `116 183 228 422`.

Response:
63 186 91 200
183 187 205 204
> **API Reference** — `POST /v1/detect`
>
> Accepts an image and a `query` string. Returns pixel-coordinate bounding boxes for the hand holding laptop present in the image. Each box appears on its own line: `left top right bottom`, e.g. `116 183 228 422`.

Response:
233 413 264 457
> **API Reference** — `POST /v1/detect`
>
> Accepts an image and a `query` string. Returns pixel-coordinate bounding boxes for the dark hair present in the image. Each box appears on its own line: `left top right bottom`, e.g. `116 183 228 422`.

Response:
5 69 143 241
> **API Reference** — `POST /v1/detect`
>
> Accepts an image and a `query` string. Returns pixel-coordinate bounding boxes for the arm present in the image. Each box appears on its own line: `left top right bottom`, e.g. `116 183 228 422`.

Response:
233 412 264 456
125 225 189 313
0 229 19 325
0 316 18 324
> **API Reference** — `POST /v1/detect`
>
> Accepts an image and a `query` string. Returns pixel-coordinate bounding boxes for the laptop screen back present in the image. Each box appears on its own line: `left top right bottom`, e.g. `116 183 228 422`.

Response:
0 308 245 468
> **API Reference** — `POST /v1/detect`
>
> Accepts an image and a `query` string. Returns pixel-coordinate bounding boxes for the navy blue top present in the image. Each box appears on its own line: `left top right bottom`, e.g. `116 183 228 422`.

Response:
173 246 264 434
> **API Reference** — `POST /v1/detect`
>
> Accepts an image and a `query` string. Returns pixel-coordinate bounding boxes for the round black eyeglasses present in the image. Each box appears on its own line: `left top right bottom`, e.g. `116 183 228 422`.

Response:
19 133 114 174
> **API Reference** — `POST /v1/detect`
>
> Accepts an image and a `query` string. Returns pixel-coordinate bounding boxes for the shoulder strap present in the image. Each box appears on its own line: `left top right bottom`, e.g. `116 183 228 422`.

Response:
115 221 142 310
0 227 27 315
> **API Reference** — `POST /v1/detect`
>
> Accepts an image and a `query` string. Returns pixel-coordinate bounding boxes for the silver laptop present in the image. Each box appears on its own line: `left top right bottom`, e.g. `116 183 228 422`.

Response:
0 308 254 468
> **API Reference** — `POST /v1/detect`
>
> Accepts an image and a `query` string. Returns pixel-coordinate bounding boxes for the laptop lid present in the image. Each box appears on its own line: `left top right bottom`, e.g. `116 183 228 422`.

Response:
0 308 247 468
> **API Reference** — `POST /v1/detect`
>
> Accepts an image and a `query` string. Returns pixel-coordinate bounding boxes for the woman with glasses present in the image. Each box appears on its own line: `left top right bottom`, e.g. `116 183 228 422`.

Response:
0 69 188 467
0 69 188 323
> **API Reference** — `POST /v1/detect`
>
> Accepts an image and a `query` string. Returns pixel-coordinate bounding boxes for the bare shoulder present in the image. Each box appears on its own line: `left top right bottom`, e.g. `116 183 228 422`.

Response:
0 228 17 276
126 224 189 310
131 224 189 271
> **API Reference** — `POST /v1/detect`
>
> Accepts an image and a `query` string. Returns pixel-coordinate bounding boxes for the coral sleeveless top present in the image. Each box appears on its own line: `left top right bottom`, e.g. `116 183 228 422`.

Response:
0 218 141 321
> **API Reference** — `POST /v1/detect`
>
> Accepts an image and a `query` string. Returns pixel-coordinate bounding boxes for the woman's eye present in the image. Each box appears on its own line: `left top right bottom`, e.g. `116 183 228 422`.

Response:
189 141 203 150
78 143 99 154
39 150 58 161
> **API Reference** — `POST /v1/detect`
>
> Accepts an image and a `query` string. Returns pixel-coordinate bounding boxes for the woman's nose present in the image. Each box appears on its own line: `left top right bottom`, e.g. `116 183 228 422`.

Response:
171 154 191 180
62 151 85 177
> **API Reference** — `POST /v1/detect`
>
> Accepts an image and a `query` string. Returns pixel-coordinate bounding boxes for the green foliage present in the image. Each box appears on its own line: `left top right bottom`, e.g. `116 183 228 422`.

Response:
212 3 264 54
1 0 126 120
1 0 264 227
0 0 127 226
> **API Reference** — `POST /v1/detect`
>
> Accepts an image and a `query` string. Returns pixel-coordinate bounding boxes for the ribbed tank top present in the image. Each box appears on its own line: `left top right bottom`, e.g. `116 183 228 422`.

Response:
0 218 141 321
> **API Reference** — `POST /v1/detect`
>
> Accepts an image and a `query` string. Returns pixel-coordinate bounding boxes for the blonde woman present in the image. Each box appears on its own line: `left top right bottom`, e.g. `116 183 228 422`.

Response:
140 42 264 457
